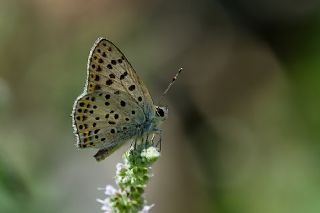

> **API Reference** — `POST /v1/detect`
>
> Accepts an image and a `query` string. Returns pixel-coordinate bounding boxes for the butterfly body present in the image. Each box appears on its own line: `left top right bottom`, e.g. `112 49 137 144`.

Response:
72 37 168 161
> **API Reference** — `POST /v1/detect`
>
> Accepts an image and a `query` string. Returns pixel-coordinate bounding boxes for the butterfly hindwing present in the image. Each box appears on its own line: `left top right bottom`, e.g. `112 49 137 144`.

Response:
94 144 121 161
72 90 146 149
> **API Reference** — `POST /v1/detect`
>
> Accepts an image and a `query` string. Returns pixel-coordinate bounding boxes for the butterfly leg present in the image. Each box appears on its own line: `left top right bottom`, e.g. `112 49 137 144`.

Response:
129 138 139 151
150 134 156 146
153 131 162 152
145 135 150 149
157 133 162 152
130 139 135 149
134 138 138 149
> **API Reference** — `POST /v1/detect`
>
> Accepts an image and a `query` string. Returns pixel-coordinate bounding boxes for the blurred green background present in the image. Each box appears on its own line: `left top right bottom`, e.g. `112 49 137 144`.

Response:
1 0 320 212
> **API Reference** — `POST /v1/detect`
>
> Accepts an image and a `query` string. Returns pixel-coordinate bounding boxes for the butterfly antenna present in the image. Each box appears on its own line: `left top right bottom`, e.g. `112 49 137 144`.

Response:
158 67 183 105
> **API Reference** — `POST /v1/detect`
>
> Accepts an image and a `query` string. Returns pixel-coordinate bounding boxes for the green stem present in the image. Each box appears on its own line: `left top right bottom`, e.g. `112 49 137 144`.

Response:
98 142 160 213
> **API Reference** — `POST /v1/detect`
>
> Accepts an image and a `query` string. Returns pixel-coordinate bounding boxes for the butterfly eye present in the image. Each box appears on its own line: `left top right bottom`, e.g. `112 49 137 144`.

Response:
156 107 165 117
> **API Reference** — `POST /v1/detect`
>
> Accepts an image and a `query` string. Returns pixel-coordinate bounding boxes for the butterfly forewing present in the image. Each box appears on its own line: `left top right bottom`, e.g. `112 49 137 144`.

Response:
85 38 154 115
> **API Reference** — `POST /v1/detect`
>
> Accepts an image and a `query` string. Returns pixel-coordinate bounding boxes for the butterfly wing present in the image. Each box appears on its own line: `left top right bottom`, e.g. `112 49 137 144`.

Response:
72 37 156 156
72 90 146 149
94 145 120 161
85 37 154 116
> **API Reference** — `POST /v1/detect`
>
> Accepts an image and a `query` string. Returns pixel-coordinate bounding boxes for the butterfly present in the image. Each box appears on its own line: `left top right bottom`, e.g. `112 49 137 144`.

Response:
72 37 172 161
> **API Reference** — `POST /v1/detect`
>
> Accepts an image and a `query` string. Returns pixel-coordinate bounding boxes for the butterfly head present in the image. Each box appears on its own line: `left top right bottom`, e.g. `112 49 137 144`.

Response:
155 106 168 121
148 106 168 133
